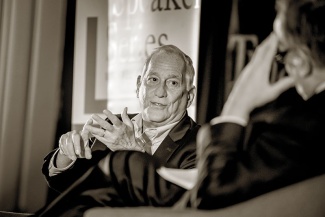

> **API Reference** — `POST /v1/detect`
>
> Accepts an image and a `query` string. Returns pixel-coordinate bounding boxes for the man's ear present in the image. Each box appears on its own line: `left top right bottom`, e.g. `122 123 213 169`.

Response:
186 86 196 108
297 62 312 78
293 55 311 78
287 49 312 78
136 75 141 98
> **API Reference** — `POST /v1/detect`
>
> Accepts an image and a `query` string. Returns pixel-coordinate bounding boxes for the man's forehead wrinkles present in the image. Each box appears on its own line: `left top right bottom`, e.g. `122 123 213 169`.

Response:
149 62 183 73
146 71 182 79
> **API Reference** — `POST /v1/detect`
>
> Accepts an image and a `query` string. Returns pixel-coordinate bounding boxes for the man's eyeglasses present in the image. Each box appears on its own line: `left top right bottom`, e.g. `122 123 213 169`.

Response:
274 51 288 65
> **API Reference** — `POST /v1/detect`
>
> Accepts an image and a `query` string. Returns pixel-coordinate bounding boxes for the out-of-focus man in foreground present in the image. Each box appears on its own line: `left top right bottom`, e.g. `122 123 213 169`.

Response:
175 0 325 209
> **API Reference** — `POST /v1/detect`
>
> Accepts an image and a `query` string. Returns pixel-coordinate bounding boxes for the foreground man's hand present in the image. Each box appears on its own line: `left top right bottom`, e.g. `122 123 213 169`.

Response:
222 33 295 121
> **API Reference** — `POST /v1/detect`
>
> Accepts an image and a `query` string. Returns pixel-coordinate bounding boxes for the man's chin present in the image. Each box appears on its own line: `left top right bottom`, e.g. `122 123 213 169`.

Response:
143 110 167 124
296 85 312 101
147 115 167 124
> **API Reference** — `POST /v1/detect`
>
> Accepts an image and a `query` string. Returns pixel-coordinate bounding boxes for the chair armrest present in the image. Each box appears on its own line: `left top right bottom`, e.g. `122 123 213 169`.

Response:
85 174 325 217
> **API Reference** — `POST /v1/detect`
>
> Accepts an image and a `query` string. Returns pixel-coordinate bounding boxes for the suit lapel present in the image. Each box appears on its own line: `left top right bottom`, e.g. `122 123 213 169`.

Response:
153 114 192 165
153 135 178 165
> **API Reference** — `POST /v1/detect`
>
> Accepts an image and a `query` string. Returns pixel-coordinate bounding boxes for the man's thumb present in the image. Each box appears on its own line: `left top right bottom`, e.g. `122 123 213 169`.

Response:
121 107 132 127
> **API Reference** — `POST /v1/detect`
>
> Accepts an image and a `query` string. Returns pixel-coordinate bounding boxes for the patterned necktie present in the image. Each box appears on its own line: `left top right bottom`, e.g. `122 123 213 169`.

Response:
135 132 153 154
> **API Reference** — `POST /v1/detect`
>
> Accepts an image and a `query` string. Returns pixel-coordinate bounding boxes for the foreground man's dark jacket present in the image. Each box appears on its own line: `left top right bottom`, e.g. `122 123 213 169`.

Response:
182 88 325 209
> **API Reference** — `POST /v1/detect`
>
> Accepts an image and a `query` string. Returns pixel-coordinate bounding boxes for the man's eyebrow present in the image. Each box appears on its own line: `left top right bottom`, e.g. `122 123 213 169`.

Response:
145 71 158 76
167 74 181 79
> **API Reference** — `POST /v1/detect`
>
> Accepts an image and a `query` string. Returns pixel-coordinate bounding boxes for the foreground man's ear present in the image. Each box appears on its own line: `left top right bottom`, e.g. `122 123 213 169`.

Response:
285 49 312 78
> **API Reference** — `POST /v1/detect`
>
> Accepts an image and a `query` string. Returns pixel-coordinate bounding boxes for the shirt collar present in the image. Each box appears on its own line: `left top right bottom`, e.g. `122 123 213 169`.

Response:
131 113 181 140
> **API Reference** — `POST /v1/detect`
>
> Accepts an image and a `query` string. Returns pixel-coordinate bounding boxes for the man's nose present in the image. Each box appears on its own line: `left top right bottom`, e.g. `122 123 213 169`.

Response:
155 83 167 98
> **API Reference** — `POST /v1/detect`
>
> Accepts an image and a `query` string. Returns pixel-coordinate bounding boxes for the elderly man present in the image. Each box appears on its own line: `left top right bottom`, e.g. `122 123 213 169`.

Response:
37 45 200 216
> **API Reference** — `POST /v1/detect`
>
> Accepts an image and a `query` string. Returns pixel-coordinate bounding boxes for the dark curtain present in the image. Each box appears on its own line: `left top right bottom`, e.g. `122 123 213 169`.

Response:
196 0 276 125
237 0 276 42
47 0 76 203
196 0 233 125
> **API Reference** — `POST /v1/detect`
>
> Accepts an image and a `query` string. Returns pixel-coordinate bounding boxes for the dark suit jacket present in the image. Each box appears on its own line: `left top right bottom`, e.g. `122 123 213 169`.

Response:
38 113 200 216
187 88 325 209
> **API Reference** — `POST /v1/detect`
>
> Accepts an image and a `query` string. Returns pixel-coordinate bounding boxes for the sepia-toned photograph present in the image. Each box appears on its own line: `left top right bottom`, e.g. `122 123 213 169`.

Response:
0 0 324 216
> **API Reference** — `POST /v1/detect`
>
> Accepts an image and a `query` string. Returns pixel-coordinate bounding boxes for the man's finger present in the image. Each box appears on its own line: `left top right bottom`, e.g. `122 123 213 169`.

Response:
263 33 278 66
121 107 133 127
82 118 93 131
59 134 68 155
81 119 92 149
80 130 89 149
84 143 92 159
79 130 92 159
103 109 122 127
271 76 295 98
66 132 77 160
71 131 81 156
91 114 114 131
251 33 278 64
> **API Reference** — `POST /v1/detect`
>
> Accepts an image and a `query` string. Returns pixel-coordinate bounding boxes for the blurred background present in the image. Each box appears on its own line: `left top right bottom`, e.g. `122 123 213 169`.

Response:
0 0 275 213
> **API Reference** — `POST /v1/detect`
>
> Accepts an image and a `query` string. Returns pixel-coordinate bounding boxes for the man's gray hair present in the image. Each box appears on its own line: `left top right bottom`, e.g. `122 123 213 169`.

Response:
141 45 195 90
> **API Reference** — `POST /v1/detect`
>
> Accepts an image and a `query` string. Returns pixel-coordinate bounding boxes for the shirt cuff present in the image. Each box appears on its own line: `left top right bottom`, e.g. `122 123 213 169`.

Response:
210 115 248 127
48 149 76 177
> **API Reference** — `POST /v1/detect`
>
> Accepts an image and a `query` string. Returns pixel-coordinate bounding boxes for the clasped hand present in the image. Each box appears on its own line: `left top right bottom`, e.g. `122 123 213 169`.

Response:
58 107 144 162
58 120 92 161
84 107 144 152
